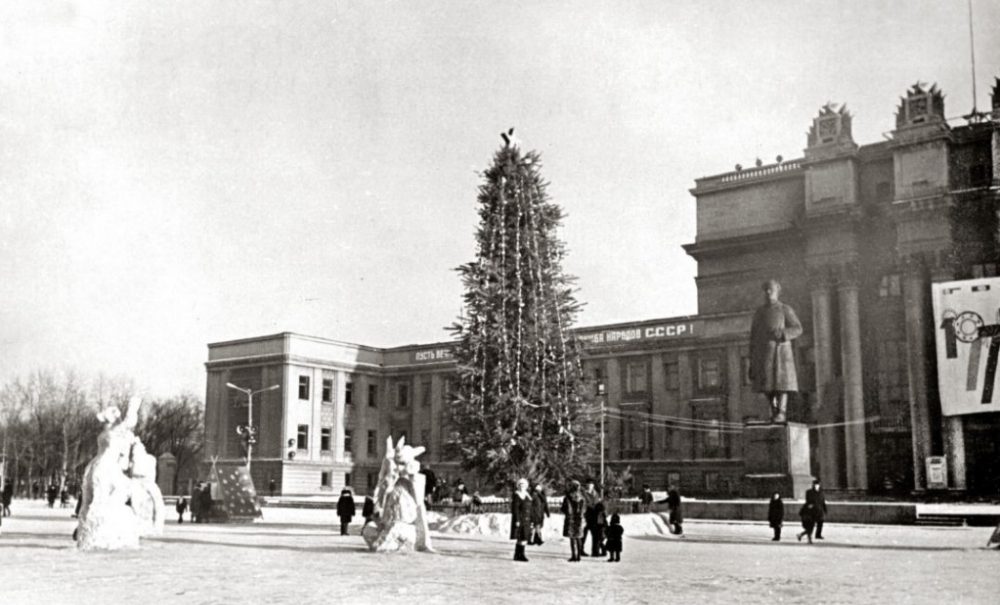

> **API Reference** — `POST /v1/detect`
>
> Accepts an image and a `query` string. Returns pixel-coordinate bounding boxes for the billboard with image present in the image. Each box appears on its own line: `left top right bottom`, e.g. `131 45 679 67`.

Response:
931 277 1000 416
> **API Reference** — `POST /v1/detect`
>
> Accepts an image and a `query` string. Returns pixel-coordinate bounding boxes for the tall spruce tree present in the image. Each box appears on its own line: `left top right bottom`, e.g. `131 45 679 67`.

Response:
447 131 595 489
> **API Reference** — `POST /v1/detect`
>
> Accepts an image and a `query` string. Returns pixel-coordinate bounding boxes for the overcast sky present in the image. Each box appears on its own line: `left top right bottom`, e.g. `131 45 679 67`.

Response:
1 0 998 397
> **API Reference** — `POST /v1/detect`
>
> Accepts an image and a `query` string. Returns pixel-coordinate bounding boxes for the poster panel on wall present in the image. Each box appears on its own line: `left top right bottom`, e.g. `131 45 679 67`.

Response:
931 277 1000 416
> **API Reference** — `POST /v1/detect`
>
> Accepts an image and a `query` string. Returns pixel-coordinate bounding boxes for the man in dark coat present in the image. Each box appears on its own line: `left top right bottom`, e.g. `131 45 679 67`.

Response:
768 492 784 541
582 480 606 556
336 488 356 536
804 480 827 539
561 480 586 562
749 279 803 423
666 485 684 536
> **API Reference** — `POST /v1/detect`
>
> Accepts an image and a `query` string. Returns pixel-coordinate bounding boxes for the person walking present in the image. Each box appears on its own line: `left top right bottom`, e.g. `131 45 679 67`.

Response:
768 492 784 541
529 483 550 546
797 502 815 544
666 485 684 536
510 478 533 562
582 480 605 556
336 488 356 536
805 480 827 539
46 483 58 508
561 480 586 562
176 497 188 524
605 513 624 562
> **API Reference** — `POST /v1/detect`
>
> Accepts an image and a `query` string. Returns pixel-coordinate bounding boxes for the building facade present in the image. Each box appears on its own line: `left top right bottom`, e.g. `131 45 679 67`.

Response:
205 80 1000 497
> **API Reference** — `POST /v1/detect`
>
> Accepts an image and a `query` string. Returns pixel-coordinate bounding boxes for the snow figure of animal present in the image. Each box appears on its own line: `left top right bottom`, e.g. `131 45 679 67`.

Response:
76 398 143 550
362 435 433 553
128 440 165 537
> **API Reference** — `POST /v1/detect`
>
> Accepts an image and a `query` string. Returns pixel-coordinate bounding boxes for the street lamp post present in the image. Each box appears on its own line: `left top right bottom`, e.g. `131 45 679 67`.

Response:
225 382 280 472
597 381 606 493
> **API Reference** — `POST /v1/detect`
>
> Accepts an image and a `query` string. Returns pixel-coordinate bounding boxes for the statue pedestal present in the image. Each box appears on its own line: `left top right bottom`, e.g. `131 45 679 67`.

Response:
741 422 812 499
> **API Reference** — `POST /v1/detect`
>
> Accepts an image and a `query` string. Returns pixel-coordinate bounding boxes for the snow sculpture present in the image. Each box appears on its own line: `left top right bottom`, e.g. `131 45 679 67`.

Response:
362 436 433 553
76 396 165 550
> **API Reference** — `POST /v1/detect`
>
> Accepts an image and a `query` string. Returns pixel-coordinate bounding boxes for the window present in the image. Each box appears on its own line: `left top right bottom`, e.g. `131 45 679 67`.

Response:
704 471 719 492
320 428 332 451
624 359 648 394
321 471 331 488
664 361 679 391
879 274 901 298
344 429 353 454
297 425 309 449
367 430 377 455
741 356 751 386
620 403 647 458
692 405 724 459
345 473 352 488
875 339 911 431
322 378 333 403
697 357 721 391
397 383 410 408
972 263 999 278
298 376 310 400
367 473 377 493
368 384 378 407
345 381 353 405
441 378 452 405
420 379 431 407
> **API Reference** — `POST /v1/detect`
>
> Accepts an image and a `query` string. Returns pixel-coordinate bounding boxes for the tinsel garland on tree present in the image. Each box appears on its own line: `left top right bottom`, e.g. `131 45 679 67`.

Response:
446 131 595 489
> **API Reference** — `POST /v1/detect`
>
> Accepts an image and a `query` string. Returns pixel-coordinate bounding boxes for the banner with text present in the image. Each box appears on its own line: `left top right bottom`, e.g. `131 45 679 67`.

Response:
576 321 697 347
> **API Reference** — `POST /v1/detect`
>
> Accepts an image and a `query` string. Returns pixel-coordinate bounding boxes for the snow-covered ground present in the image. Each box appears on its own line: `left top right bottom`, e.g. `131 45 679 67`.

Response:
1 499 997 604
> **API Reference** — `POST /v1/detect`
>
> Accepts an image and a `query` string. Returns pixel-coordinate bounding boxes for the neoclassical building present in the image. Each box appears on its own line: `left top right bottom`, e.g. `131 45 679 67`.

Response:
205 80 1000 497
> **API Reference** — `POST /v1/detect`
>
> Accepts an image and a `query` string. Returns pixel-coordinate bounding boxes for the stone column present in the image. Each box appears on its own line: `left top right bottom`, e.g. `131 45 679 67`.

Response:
901 260 932 491
931 260 966 490
838 267 868 489
810 271 841 487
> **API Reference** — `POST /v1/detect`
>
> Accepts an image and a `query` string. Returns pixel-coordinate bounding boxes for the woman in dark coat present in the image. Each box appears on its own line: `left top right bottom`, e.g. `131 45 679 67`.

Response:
529 483 550 546
561 479 586 562
336 488 356 536
604 513 624 562
510 478 532 562
768 492 784 541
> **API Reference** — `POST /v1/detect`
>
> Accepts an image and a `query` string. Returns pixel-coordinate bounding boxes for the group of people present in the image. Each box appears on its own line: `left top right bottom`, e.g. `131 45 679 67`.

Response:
767 479 828 543
336 488 376 535
510 478 626 563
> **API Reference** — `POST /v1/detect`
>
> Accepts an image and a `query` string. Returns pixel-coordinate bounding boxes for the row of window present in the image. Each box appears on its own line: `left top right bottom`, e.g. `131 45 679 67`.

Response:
593 356 740 397
295 426 380 455
296 376 450 408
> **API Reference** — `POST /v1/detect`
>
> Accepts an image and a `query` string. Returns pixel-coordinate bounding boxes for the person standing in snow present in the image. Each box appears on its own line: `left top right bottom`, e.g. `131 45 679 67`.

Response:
510 478 533 562
561 480 586 562
336 488 356 536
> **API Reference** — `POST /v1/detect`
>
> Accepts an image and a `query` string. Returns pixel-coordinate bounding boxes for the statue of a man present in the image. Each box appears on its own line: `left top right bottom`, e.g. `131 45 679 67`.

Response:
749 279 803 423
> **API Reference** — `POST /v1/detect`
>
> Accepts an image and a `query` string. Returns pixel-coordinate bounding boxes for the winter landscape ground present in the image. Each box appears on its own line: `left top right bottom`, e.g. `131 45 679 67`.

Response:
1 499 997 605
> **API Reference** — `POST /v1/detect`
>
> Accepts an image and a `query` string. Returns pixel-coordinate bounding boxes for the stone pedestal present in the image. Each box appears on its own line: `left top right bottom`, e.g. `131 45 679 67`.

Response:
741 422 813 498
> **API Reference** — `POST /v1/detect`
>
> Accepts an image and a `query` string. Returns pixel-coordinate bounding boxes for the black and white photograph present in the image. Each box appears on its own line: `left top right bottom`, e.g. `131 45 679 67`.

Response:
1 1 999 603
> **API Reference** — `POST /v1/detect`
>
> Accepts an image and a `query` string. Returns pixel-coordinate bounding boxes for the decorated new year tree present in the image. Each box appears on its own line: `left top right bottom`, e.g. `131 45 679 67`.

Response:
447 129 595 489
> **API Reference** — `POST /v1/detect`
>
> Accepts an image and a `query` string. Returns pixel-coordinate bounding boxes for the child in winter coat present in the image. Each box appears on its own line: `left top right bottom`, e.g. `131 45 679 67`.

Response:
604 513 624 562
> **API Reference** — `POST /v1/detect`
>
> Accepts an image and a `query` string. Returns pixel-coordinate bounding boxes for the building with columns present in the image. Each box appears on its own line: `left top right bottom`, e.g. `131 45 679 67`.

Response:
204 80 1000 497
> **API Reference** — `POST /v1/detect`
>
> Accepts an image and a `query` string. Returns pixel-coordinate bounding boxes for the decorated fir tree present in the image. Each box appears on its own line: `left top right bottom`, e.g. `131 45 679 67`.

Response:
447 130 595 489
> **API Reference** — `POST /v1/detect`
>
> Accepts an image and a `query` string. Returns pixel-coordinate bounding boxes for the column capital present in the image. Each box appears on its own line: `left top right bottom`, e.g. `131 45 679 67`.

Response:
807 264 836 290
834 260 861 288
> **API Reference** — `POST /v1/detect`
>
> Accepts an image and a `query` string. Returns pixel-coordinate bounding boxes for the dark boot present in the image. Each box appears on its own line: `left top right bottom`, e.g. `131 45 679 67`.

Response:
514 543 529 562
568 539 578 562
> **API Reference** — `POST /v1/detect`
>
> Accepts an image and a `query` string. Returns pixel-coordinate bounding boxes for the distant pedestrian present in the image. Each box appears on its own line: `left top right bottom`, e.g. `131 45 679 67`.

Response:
46 484 58 508
362 495 375 525
665 485 684 536
510 478 533 562
797 503 815 544
190 484 203 523
639 484 653 513
805 480 827 539
2 481 12 516
60 488 70 508
336 488 355 535
768 492 784 541
582 480 606 556
605 513 624 562
471 491 483 513
176 497 188 523
529 483 550 546
269 478 277 498
561 479 586 562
